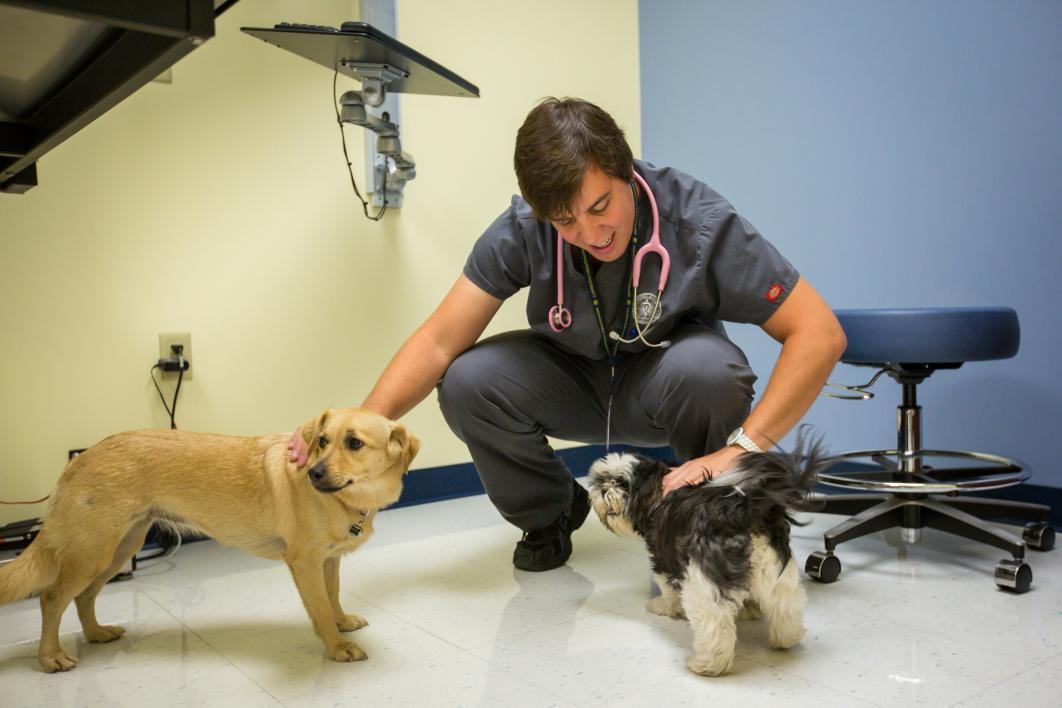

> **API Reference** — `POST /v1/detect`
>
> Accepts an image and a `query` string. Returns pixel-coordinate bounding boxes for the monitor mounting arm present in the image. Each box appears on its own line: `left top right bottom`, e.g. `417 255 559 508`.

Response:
240 20 479 212
338 62 415 204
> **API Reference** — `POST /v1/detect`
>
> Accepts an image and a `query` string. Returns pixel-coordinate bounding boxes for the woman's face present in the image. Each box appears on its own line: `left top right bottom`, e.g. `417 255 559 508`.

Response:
550 164 635 263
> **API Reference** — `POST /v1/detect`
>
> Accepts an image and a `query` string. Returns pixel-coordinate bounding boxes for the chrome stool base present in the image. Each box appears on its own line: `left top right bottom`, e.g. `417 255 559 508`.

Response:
807 373 1054 592
805 490 1052 592
819 448 1030 495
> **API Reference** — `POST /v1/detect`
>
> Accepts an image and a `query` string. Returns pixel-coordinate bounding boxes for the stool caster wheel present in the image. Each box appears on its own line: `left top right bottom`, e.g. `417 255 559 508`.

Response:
1023 522 1055 551
806 551 841 583
995 558 1032 593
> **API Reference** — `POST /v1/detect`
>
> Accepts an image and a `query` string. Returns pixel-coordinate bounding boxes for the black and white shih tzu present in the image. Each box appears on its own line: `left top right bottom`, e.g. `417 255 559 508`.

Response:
587 433 827 676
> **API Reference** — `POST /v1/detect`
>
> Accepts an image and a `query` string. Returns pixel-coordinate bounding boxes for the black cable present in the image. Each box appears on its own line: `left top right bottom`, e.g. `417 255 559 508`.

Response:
169 367 184 430
150 364 172 419
333 69 388 222
150 364 183 430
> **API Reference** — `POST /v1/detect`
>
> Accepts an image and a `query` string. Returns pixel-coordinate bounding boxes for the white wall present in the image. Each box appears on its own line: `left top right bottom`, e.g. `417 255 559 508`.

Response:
0 0 641 523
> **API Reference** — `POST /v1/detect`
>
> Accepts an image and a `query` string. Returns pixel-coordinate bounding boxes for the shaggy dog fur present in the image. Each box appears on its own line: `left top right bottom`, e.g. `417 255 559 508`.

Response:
587 434 827 676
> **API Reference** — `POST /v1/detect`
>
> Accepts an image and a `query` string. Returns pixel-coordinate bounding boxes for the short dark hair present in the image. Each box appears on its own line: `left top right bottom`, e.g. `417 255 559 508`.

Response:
513 97 634 221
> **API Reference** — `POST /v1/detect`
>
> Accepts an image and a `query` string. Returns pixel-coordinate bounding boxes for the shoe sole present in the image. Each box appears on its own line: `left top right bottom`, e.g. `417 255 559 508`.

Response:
513 548 570 572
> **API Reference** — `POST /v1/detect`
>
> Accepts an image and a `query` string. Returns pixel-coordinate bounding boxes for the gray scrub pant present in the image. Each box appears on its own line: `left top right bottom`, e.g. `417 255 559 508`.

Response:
436 324 756 531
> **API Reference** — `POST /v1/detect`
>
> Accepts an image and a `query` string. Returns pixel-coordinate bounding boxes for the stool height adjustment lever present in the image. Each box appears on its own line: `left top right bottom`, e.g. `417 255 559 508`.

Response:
821 367 889 400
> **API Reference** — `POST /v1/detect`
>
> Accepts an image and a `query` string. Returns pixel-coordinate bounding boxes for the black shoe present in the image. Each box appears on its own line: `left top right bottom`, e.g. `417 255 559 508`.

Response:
513 479 591 572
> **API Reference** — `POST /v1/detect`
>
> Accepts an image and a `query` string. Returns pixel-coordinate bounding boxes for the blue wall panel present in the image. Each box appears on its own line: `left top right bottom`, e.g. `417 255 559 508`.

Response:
638 0 1062 486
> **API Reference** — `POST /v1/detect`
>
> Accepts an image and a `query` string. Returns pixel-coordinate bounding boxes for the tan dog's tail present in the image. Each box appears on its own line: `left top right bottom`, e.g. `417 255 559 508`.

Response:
0 534 57 603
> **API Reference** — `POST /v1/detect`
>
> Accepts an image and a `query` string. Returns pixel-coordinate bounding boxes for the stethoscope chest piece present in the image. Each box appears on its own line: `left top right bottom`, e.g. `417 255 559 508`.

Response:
548 304 572 331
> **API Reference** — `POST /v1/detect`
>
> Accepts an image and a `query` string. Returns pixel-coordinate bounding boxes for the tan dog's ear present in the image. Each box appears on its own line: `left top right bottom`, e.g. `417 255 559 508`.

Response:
300 410 331 450
387 423 421 472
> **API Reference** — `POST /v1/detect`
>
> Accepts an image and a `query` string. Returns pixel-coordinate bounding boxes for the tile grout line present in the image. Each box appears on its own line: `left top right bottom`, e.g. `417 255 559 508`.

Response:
130 578 285 705
945 660 1051 707
862 604 1054 667
750 611 1041 707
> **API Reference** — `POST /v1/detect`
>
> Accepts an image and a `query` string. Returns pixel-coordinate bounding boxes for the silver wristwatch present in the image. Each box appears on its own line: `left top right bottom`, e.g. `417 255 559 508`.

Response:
726 427 762 453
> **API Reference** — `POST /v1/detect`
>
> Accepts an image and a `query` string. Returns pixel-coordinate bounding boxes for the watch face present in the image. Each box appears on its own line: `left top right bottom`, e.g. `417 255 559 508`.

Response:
727 428 759 453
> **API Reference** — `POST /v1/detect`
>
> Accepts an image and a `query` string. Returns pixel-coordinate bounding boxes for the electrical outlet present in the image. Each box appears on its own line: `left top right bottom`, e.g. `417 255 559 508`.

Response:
158 332 193 380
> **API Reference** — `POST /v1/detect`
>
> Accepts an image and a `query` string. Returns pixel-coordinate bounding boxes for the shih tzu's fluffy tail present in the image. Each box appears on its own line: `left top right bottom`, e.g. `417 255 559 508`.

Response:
708 426 830 515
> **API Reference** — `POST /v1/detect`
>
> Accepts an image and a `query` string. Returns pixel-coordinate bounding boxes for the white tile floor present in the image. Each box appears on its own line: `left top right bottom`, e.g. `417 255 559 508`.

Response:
2 488 1061 707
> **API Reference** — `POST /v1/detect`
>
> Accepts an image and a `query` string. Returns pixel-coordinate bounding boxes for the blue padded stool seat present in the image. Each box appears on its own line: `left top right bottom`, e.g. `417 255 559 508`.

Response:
836 307 1020 365
804 306 1054 593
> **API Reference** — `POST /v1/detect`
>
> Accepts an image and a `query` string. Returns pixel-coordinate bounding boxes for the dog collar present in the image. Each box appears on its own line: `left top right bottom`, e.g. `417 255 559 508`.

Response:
349 509 369 537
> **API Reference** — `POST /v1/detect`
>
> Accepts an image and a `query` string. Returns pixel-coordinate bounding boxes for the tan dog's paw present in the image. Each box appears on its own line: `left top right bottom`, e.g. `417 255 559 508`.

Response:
85 624 127 643
646 596 685 619
336 613 368 632
328 640 368 662
39 649 78 673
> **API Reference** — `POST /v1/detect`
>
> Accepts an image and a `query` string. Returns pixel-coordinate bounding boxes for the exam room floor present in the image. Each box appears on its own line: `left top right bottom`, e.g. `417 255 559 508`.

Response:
2 488 1061 708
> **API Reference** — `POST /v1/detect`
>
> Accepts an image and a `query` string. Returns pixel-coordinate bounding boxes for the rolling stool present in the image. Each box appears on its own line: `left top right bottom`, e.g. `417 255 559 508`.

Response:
805 308 1054 593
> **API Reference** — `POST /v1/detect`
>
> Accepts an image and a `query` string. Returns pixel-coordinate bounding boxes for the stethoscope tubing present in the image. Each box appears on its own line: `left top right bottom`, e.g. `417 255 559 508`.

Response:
549 168 670 333
630 170 670 292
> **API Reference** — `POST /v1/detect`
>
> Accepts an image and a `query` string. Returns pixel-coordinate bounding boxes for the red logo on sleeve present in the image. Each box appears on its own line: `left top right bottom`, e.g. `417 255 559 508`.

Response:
765 283 784 302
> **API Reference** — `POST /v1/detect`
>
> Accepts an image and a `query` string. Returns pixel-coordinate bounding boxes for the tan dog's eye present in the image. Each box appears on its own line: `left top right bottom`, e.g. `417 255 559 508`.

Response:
346 436 363 451
318 435 328 449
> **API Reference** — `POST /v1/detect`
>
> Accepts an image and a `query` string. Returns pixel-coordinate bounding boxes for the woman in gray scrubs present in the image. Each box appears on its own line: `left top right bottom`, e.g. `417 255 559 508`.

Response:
295 97 846 572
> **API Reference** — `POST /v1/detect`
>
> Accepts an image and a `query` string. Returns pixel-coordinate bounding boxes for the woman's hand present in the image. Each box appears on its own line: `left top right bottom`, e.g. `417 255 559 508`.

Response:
661 445 746 497
287 428 309 466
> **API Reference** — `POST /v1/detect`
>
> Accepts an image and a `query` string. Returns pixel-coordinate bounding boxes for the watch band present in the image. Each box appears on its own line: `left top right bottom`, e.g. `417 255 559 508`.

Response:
727 427 762 453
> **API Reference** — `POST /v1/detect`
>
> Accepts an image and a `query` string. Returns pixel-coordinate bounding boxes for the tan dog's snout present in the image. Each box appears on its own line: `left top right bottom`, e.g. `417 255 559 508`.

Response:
309 463 327 483
308 462 349 493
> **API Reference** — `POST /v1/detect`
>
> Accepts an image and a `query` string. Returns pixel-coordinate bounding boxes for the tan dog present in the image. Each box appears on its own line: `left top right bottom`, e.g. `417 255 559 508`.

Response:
0 407 419 672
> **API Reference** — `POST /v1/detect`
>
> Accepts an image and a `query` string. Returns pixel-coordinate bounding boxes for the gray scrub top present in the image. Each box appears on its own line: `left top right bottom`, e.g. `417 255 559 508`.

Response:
463 159 800 360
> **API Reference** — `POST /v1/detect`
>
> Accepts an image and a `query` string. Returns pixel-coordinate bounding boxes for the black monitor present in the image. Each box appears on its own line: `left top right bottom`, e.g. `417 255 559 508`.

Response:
0 0 238 194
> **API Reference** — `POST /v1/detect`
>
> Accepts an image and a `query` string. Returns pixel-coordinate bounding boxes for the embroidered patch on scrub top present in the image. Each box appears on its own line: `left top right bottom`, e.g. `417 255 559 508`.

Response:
765 283 785 303
636 292 662 327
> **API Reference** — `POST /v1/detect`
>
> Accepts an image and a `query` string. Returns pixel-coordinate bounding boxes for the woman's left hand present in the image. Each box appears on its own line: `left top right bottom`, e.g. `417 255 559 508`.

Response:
662 446 746 497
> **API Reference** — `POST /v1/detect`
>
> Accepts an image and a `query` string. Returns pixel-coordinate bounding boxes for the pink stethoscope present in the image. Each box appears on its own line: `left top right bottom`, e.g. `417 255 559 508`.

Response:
548 170 671 348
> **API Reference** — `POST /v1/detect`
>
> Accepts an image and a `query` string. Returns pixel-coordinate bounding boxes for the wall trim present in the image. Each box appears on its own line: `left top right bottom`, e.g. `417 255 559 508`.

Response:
394 445 1062 530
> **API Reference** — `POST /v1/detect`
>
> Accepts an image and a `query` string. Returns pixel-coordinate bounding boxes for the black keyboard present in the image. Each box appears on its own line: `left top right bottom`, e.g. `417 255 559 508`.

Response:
275 22 339 32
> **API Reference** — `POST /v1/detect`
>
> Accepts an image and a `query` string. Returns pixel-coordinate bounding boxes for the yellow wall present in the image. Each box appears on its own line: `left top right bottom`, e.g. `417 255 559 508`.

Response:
0 0 641 524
